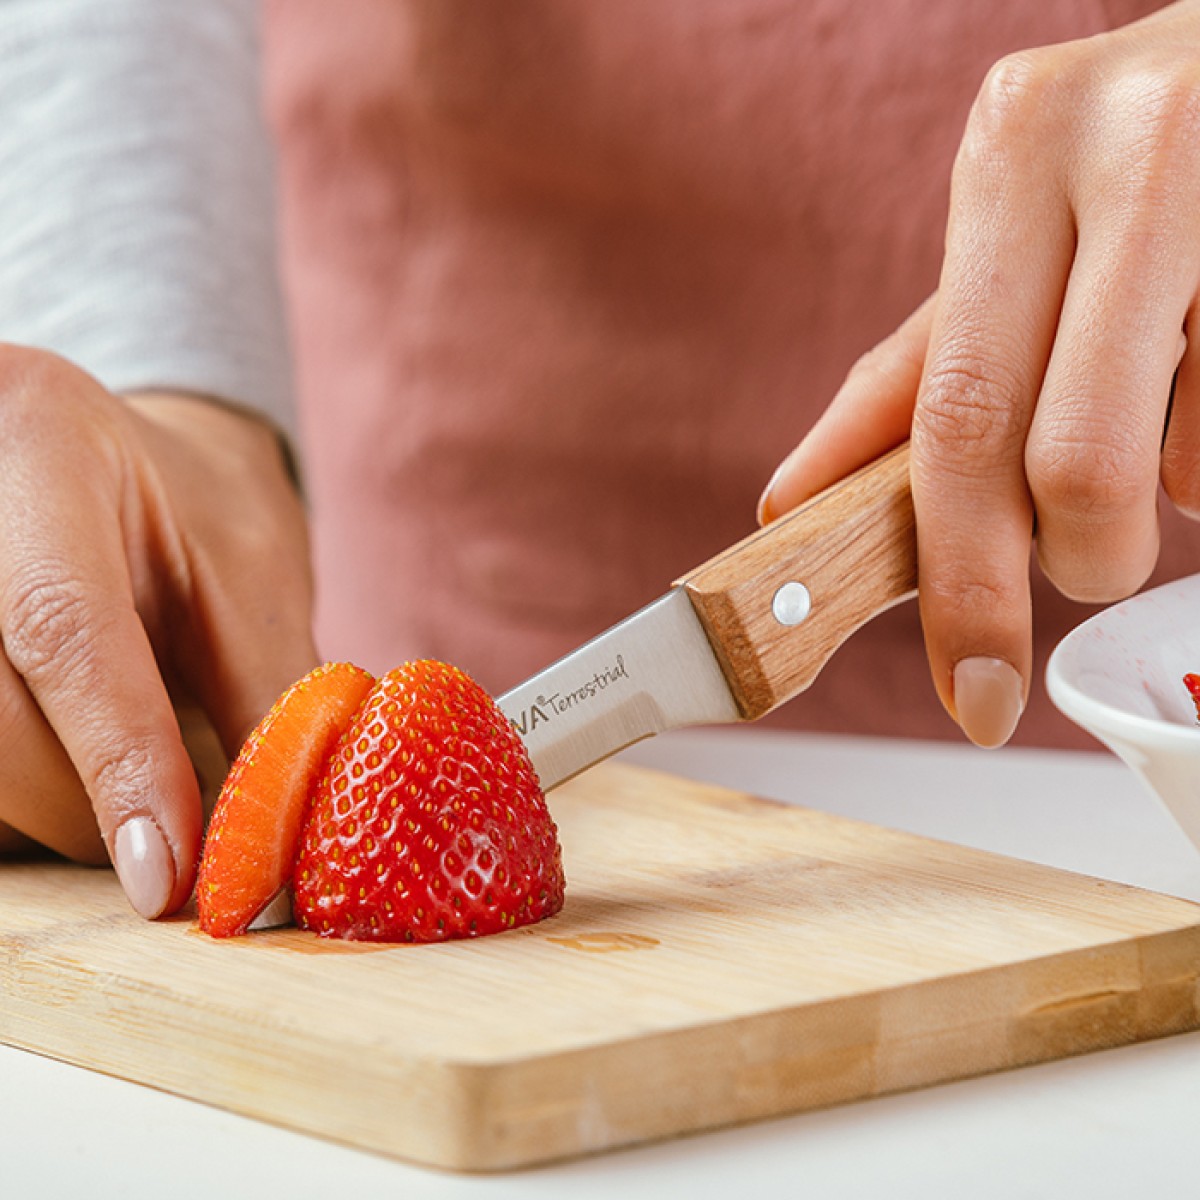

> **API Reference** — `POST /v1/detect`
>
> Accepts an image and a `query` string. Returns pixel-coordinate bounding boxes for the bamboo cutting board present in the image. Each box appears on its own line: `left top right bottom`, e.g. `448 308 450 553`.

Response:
2 762 1199 1172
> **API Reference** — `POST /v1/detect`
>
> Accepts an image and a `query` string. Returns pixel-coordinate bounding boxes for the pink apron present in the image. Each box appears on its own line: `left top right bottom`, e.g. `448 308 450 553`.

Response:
263 0 1182 748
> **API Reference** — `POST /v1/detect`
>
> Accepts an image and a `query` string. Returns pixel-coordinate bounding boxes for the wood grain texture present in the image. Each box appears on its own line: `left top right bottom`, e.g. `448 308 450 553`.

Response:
2 762 1199 1172
680 444 916 720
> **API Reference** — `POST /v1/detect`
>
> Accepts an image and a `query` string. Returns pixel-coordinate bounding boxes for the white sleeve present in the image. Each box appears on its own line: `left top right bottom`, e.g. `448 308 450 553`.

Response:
0 0 295 444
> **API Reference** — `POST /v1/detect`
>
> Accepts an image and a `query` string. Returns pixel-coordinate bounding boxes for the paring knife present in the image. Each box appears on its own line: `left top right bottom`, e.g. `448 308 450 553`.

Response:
497 442 917 789
249 444 915 929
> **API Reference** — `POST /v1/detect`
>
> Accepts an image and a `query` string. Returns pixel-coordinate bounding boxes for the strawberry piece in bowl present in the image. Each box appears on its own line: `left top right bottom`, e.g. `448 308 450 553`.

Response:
1185 673 1200 722
197 662 376 937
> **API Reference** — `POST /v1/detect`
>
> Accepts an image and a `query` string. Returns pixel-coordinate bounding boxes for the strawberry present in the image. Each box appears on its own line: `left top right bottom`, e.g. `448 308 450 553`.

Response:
291 660 564 942
1185 673 1200 722
197 662 376 937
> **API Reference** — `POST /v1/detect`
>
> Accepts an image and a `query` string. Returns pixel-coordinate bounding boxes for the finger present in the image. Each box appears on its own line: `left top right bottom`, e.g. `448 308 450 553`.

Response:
912 113 1075 747
175 700 232 816
178 495 320 757
0 649 105 862
128 395 322 756
192 596 321 759
758 296 936 523
1027 221 1195 600
1162 324 1200 516
0 449 201 919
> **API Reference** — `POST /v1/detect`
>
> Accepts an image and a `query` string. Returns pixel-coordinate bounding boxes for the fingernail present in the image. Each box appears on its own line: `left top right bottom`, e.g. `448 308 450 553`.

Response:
757 454 796 525
952 656 1024 748
113 816 175 919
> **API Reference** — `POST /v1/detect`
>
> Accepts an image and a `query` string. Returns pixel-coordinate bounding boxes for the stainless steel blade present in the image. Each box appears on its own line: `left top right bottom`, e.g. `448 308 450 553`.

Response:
497 589 739 791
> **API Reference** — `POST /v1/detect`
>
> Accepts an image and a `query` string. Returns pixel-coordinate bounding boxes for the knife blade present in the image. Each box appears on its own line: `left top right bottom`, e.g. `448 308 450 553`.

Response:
499 442 917 790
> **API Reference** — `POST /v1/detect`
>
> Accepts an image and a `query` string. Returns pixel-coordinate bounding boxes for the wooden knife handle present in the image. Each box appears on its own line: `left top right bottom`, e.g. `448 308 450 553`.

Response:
678 443 917 721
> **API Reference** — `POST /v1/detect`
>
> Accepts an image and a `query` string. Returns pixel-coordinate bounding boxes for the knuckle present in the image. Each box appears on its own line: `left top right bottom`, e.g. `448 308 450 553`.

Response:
89 735 160 822
2 571 98 683
1083 71 1200 211
915 353 1026 459
1026 430 1147 521
1067 56 1200 210
961 50 1058 167
1124 68 1200 153
980 51 1052 118
0 345 122 459
0 344 77 410
1031 425 1160 606
924 571 1024 631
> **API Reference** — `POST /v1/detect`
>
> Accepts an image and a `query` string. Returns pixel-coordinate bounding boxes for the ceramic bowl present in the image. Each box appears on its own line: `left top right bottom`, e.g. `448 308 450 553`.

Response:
1047 572 1200 851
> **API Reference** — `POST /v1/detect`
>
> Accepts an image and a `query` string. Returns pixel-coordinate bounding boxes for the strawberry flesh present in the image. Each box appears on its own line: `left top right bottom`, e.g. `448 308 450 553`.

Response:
1185 673 1200 722
197 662 376 937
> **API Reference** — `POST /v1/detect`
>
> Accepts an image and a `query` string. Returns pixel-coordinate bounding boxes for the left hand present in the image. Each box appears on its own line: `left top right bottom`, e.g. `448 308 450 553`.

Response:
760 0 1200 747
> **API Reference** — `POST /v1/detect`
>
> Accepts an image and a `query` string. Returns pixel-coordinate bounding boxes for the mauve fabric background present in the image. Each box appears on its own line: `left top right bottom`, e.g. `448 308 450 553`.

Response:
262 0 1189 749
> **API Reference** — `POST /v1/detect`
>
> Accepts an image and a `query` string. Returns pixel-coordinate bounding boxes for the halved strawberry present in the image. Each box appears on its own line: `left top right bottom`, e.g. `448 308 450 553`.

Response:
197 662 376 937
292 660 564 942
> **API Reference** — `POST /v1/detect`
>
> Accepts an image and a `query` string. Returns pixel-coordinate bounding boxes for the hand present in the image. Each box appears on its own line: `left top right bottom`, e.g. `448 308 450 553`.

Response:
759 1 1200 747
0 345 319 915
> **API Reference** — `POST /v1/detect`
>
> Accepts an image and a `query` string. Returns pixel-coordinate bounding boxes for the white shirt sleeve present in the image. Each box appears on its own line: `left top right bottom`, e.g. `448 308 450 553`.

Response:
0 0 295 444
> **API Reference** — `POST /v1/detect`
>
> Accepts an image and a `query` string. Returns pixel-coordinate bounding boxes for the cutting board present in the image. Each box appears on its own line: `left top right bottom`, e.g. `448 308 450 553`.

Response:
3 763 1199 1172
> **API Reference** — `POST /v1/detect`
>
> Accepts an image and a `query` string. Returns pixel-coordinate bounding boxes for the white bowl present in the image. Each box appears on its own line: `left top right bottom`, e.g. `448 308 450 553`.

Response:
1047 572 1200 851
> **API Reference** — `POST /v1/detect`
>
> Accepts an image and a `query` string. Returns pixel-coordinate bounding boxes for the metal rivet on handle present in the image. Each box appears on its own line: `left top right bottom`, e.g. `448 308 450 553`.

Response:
771 580 812 626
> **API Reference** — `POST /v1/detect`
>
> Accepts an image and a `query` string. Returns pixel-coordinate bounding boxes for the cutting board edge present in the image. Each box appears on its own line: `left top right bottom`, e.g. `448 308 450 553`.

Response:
4 921 1199 1172
426 922 1200 1170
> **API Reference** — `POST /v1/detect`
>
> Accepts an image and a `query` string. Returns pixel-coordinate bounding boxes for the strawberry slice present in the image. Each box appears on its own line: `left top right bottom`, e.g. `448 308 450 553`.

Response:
197 662 376 937
292 660 564 942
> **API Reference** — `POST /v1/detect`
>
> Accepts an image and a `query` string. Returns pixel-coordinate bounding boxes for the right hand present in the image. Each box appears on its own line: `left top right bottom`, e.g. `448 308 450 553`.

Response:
0 345 320 917
760 2 1200 749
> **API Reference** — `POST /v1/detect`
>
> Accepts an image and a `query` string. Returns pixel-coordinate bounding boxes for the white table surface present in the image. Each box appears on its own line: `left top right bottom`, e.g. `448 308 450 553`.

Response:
5 729 1200 1200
